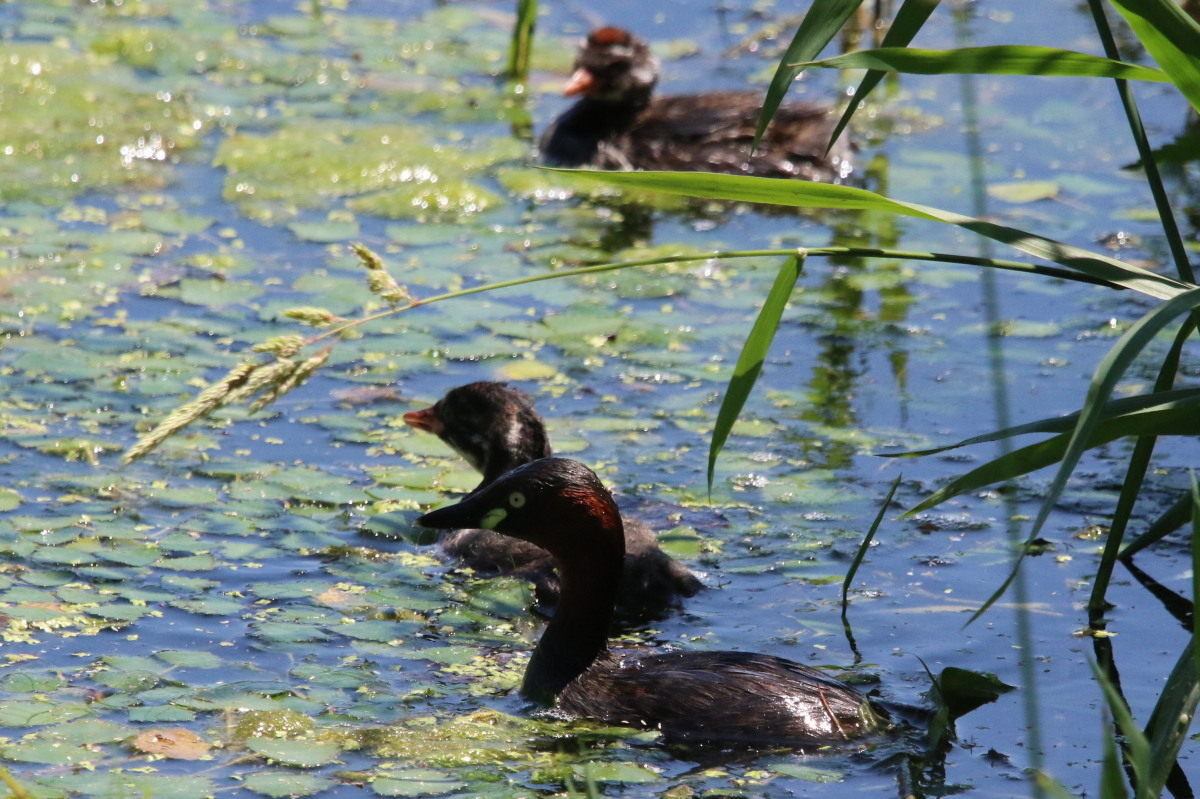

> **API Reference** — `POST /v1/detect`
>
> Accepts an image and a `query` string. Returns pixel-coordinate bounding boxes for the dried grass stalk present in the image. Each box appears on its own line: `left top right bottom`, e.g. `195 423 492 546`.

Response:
122 361 257 464
249 346 333 413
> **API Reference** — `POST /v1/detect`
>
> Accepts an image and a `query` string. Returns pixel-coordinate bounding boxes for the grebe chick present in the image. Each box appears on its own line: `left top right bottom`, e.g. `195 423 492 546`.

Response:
417 457 882 746
539 26 853 181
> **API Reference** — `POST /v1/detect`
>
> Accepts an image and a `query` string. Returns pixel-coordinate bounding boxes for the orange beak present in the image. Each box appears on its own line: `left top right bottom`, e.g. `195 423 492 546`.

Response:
402 407 443 434
563 68 596 97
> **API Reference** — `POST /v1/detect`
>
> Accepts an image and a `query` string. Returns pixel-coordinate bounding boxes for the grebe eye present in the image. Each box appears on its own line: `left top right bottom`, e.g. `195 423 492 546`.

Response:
509 491 526 508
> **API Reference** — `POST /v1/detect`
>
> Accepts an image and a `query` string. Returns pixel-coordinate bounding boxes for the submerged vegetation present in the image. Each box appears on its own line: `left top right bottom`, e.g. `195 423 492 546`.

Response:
0 0 1196 796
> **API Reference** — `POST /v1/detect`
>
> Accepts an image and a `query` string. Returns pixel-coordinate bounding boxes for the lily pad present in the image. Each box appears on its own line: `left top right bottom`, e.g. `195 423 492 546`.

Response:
0 487 21 511
0 671 67 693
176 277 265 307
246 738 341 768
242 771 335 798
252 622 331 644
497 358 559 381
572 762 663 784
128 705 196 723
157 649 225 669
371 769 467 797
0 699 91 727
768 763 847 782
170 596 245 615
1 738 100 766
987 180 1059 203
288 219 361 243
140 209 216 234
337 619 424 642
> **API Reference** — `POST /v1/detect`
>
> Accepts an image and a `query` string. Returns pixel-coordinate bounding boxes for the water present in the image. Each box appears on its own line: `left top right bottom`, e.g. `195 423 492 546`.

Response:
0 0 1195 796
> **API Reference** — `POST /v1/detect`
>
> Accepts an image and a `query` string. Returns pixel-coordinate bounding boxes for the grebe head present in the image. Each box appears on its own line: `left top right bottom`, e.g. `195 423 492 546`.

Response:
417 457 624 560
564 27 659 105
403 382 551 484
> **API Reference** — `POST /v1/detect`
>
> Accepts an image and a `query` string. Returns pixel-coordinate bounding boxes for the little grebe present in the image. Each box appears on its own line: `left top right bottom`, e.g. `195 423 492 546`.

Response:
539 26 853 181
418 458 881 746
403 382 702 621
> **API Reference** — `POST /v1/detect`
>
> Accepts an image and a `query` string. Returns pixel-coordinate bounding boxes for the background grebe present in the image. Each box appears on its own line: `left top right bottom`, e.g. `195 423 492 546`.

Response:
539 26 853 181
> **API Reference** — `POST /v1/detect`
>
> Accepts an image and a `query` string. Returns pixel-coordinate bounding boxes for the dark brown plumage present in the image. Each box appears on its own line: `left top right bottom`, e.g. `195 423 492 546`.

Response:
418 458 882 746
539 26 853 181
403 382 702 621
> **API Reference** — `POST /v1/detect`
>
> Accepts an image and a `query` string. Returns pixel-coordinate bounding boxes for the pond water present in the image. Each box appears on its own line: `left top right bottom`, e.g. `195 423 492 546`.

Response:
0 0 1196 797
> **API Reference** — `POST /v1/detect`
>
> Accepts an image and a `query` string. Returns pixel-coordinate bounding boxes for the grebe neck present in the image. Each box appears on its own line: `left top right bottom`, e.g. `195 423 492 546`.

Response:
521 519 624 703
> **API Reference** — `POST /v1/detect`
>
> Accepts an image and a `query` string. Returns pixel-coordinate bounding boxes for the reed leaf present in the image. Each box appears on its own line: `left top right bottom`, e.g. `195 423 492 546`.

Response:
1087 433 1159 626
1099 713 1130 799
1141 638 1198 799
842 474 900 614
1091 660 1152 798
1118 493 1193 560
801 45 1170 82
904 404 1200 516
1106 0 1200 113
558 169 1191 301
1084 303 1195 620
1022 289 1200 548
1194 475 1199 689
1034 773 1081 799
755 0 861 149
707 254 803 493
506 0 538 82
966 289 1200 624
0 769 32 799
886 388 1200 458
1086 0 1195 284
829 0 942 149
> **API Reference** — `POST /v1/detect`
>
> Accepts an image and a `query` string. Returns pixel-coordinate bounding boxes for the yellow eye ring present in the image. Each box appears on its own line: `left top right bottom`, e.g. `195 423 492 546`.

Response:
509 491 526 508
